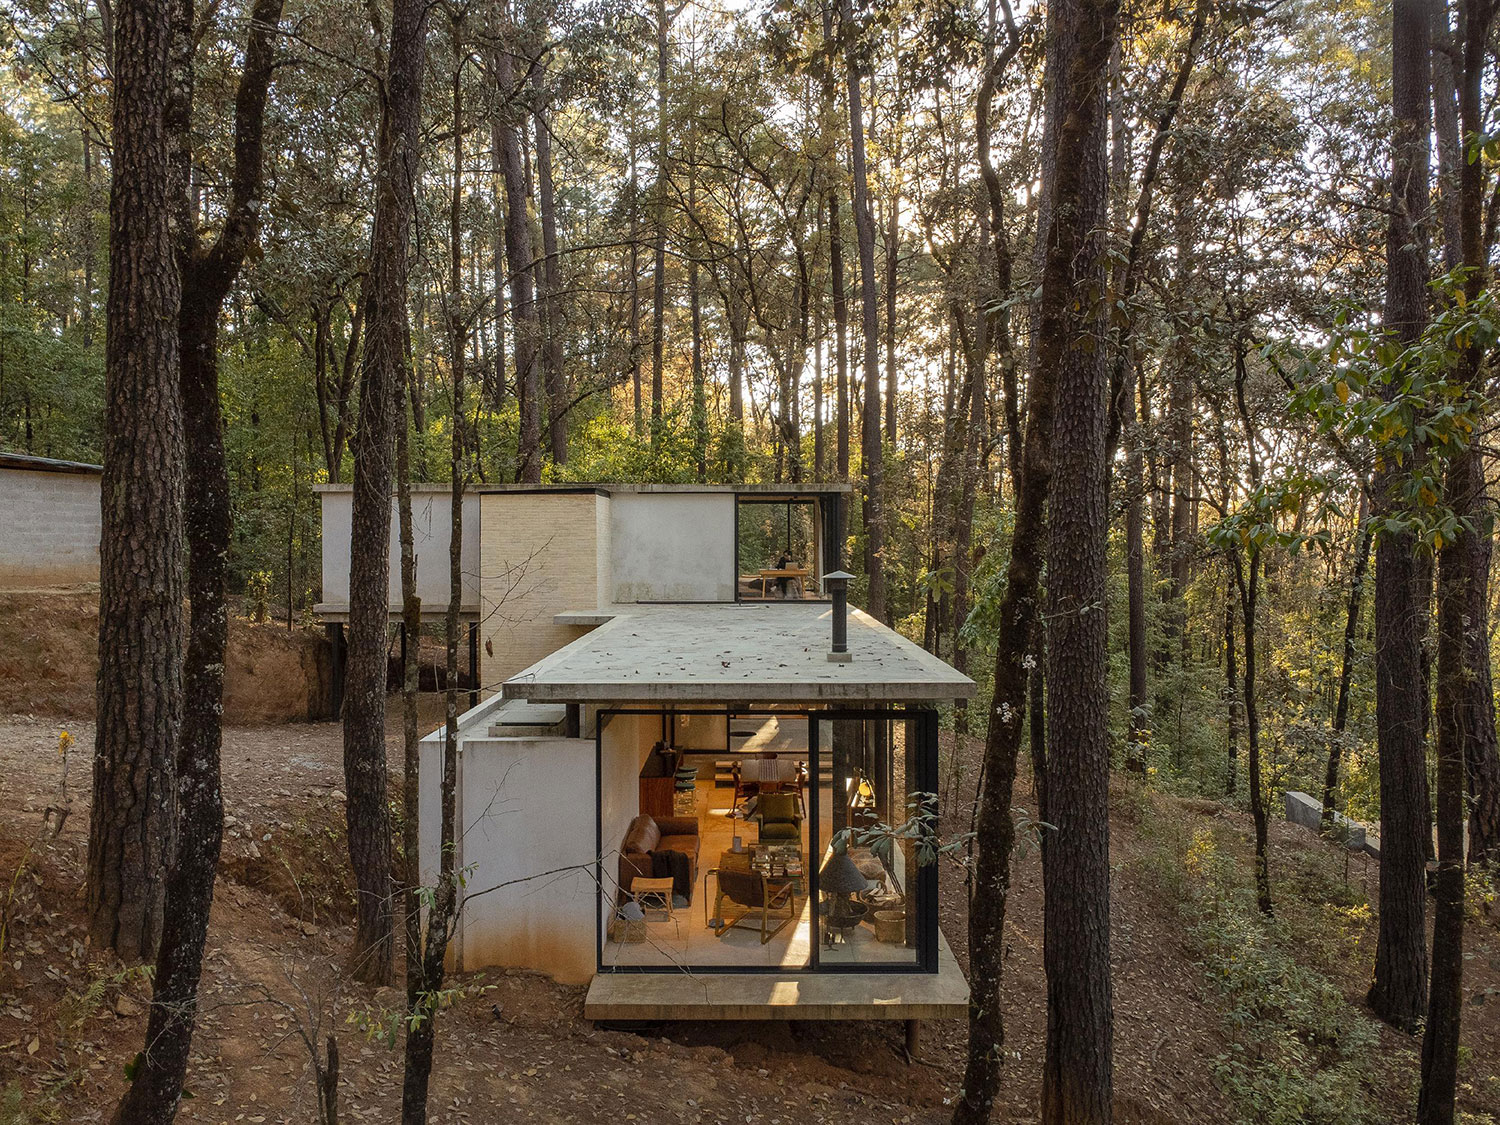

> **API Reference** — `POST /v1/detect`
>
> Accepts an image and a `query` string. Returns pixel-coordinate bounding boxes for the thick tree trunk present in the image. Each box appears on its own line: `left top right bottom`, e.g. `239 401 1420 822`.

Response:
953 2 1118 1121
113 0 283 1114
1037 2 1119 1121
1420 3 1493 1114
1371 0 1434 1034
87 0 185 965
841 0 884 620
342 0 429 986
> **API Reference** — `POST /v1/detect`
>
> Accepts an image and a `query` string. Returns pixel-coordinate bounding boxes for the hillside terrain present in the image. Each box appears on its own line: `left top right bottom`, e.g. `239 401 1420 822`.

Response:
0 709 1496 1123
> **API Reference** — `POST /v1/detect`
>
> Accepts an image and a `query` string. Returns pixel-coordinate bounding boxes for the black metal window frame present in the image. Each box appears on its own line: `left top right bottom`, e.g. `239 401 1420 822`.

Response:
731 493 840 604
594 704 940 976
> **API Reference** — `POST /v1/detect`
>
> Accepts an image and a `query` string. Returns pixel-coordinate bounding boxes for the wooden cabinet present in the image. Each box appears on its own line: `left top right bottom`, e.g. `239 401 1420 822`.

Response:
639 748 681 819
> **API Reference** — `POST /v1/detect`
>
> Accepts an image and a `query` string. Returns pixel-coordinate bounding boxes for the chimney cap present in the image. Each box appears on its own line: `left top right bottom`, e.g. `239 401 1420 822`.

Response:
823 570 855 582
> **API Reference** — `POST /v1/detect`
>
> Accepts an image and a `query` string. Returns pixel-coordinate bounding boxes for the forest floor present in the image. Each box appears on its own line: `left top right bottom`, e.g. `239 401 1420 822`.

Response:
0 708 1498 1124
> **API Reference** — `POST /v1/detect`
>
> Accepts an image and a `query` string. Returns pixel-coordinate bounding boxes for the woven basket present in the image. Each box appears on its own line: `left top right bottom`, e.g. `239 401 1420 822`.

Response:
615 917 648 943
873 909 906 944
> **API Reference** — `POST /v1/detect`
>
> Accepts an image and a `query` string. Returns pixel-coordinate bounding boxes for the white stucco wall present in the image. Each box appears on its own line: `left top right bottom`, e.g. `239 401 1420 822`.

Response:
0 469 101 587
608 491 735 603
317 487 479 610
598 711 656 941
421 733 601 984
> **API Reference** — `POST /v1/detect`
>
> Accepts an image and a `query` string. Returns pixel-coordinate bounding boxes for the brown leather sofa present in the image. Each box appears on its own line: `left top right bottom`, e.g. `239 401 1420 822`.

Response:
619 814 700 899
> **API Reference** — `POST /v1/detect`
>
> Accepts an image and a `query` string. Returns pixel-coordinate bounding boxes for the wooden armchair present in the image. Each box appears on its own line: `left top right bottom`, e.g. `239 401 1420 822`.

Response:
708 868 796 944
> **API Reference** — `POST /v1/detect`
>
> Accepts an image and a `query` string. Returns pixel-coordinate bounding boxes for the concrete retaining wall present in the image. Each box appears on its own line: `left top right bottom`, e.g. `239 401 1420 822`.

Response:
1284 790 1379 858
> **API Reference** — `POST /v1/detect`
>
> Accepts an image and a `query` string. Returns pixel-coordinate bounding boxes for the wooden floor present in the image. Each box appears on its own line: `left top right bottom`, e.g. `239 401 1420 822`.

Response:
584 932 969 1021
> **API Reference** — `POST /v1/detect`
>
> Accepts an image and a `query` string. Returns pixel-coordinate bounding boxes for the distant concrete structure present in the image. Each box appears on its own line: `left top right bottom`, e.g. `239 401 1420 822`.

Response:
1284 790 1378 857
0 452 102 588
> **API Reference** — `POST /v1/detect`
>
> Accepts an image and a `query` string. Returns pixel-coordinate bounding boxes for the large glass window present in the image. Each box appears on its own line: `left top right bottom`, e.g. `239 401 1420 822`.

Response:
736 498 825 600
814 713 933 967
597 707 938 974
600 709 813 970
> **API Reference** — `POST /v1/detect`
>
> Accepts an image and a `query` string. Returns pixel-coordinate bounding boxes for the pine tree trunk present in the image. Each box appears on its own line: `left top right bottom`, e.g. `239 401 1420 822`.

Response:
1419 3 1493 1113
649 0 669 436
829 190 850 481
533 80 567 466
953 3 1118 1121
113 0 284 1113
1321 514 1371 830
494 24 539 482
1371 0 1434 1033
1223 576 1238 794
342 0 429 986
1124 360 1148 774
1036 1 1119 1119
841 0 884 620
87 0 185 965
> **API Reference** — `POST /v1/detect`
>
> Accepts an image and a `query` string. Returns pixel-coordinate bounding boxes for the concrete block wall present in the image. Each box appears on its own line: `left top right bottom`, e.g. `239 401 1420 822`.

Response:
479 491 605 691
0 469 101 587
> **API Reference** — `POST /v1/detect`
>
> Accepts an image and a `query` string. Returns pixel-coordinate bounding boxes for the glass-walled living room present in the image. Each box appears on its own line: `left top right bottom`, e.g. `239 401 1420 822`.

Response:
596 706 938 973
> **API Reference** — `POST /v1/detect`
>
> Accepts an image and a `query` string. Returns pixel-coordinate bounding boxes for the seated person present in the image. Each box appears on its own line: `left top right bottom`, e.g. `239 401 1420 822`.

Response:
773 552 800 598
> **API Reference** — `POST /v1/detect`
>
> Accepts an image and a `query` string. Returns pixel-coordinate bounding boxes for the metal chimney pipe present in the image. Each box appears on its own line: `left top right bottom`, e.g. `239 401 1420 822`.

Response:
823 571 854 663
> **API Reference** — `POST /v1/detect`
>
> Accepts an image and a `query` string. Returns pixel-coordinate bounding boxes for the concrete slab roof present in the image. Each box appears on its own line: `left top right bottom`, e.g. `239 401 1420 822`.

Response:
0 452 102 475
501 603 975 704
312 481 852 495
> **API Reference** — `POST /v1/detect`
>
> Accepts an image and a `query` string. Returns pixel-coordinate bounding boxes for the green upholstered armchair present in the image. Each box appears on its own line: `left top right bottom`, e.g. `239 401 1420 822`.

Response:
756 792 802 844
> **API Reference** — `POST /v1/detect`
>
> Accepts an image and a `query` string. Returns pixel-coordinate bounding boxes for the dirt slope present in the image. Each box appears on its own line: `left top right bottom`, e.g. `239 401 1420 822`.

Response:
0 715 1496 1123
0 590 330 723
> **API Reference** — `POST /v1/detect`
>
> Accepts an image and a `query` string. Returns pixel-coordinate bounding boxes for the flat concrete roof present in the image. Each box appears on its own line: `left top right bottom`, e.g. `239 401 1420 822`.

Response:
583 933 968 1020
313 482 852 495
0 451 102 475
502 603 975 704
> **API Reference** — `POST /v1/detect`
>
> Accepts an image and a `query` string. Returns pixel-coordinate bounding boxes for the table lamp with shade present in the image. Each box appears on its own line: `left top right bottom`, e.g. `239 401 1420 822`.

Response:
819 846 871 946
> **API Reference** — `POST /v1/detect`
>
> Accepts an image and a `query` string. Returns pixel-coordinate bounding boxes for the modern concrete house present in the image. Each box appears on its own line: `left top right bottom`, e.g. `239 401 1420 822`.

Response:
316 483 974 1029
0 452 103 588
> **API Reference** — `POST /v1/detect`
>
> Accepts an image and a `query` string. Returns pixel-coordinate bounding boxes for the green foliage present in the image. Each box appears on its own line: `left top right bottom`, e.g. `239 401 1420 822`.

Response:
1178 829 1386 1125
1281 274 1500 551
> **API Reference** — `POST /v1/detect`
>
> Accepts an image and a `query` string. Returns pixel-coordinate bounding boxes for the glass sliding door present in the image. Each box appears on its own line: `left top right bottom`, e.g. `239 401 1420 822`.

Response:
596 705 938 974
813 710 937 969
598 708 813 971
